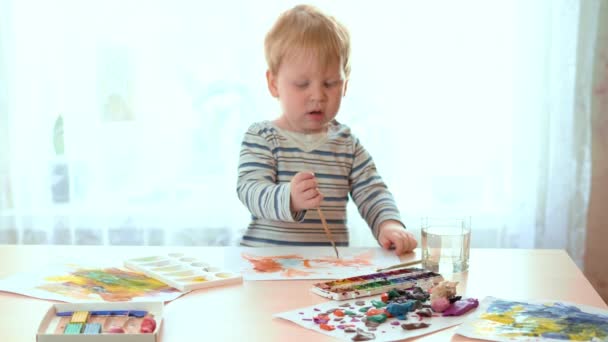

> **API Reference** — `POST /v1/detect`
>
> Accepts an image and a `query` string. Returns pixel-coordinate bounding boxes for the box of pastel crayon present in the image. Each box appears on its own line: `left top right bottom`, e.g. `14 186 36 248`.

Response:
36 301 162 342
311 267 444 301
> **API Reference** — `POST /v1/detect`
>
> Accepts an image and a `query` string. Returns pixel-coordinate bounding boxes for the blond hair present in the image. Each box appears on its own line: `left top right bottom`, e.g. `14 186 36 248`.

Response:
264 5 351 78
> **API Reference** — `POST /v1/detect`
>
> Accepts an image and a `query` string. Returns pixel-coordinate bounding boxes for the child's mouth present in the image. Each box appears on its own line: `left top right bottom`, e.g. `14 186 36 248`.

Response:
307 110 324 119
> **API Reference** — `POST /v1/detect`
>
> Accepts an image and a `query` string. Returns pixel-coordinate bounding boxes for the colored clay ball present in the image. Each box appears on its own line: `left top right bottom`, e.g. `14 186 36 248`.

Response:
401 322 430 330
370 300 386 308
431 297 451 312
107 326 125 333
319 323 335 331
313 315 330 324
442 298 480 316
386 301 417 320
351 328 375 341
365 308 384 317
415 308 433 317
140 316 157 333
365 314 387 324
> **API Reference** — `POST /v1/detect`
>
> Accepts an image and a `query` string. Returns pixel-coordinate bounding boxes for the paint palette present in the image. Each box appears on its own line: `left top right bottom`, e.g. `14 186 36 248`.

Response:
124 253 242 292
311 267 443 301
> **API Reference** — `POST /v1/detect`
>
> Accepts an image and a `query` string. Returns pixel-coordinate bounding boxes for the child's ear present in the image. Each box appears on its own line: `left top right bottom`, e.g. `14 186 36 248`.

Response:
343 79 349 97
266 70 279 98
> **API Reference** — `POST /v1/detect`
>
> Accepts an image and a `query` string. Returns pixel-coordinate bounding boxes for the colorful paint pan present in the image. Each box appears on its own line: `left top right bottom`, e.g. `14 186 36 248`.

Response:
151 265 184 272
166 270 196 277
179 276 209 283
311 268 444 300
130 256 164 263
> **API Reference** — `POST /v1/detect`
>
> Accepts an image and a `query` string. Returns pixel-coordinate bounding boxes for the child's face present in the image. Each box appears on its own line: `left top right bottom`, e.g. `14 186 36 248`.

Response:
267 50 348 133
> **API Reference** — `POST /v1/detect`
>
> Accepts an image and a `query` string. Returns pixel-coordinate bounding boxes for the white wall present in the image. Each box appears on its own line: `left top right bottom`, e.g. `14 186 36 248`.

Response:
0 0 11 211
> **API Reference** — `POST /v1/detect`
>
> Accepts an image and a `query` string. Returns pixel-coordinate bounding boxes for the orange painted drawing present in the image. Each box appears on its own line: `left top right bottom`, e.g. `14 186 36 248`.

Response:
241 250 376 278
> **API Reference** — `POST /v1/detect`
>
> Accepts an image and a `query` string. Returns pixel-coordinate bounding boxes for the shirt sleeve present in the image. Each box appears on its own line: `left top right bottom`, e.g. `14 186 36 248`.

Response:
349 136 405 238
236 125 305 222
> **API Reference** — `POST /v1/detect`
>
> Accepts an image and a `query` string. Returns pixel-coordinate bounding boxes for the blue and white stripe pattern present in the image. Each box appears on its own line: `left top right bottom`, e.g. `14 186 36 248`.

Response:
236 120 404 246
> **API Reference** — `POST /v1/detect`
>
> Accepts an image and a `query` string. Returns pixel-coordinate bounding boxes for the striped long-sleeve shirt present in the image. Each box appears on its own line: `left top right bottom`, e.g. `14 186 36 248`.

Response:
236 120 404 247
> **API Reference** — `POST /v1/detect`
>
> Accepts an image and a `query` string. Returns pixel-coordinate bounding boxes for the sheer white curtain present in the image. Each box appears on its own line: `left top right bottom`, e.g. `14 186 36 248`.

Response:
0 0 592 264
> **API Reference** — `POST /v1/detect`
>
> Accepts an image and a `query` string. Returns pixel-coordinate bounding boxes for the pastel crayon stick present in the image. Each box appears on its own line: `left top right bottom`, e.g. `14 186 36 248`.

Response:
87 316 106 327
45 316 67 335
64 323 84 334
57 310 147 317
127 310 148 318
95 310 147 317
83 323 102 334
70 311 89 324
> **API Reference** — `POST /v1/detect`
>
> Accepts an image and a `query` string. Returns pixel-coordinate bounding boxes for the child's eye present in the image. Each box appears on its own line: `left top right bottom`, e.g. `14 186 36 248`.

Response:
295 82 309 88
324 80 340 88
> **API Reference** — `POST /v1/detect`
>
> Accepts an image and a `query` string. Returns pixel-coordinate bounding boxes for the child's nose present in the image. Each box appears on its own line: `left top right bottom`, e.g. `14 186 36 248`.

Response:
309 84 327 101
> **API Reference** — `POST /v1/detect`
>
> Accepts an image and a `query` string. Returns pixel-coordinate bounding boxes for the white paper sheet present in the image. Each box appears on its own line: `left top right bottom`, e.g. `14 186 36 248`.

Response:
225 246 402 280
274 294 475 341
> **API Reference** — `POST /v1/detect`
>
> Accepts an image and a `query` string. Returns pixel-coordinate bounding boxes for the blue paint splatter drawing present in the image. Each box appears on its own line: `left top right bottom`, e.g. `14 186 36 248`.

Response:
456 296 608 341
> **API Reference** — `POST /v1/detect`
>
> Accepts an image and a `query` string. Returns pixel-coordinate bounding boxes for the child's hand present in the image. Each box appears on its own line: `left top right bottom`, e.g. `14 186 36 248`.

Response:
290 171 324 212
378 220 418 255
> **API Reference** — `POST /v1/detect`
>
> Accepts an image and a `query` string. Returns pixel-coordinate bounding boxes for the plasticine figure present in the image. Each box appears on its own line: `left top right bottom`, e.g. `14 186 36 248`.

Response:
430 280 458 301
430 281 459 312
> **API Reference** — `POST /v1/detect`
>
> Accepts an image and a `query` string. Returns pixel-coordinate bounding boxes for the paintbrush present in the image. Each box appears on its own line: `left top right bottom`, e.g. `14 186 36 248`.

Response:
376 259 422 272
316 207 340 259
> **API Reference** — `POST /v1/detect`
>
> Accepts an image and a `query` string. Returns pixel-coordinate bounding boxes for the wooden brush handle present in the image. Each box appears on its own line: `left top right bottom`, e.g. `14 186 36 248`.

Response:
317 207 340 259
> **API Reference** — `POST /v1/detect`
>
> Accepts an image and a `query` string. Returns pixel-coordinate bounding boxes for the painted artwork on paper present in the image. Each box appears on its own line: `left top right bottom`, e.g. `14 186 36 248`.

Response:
227 247 401 280
0 264 185 303
456 296 608 341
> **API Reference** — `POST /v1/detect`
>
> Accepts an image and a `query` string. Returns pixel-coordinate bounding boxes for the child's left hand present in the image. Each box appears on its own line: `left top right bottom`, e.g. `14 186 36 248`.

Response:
378 220 418 255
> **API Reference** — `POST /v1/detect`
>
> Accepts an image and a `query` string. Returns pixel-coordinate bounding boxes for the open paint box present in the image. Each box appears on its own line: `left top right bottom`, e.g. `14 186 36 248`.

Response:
36 301 162 342
311 268 444 300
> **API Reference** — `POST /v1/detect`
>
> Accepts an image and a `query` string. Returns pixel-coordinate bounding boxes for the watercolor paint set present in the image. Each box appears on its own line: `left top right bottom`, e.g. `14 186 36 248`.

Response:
311 267 444 300
37 301 162 342
124 253 242 292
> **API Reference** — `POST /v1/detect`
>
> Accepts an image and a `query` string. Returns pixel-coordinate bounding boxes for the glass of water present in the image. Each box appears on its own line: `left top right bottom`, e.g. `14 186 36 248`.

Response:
421 216 471 274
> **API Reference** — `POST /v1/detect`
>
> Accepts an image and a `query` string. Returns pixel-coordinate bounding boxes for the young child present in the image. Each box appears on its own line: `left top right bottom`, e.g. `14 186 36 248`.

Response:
236 4 417 255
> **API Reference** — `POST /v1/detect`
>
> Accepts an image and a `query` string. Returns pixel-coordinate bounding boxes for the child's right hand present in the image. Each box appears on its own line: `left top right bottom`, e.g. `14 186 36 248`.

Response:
290 171 324 212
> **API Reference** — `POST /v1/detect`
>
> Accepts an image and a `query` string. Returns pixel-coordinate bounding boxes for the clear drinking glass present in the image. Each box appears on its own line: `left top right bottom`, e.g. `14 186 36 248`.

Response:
421 216 471 274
